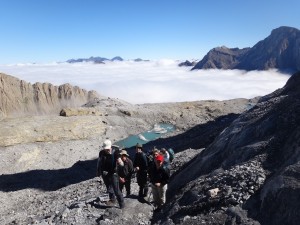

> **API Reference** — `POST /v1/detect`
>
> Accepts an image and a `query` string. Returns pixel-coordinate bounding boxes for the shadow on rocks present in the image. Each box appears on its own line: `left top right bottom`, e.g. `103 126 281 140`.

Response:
126 113 240 157
0 159 97 192
0 113 239 193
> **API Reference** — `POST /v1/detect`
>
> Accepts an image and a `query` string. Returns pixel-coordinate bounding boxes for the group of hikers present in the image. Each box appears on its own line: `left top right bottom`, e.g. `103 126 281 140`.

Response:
96 139 172 212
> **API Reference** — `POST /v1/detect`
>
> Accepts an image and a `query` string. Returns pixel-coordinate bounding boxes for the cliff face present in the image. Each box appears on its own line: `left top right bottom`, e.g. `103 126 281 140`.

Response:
192 26 300 71
236 26 300 71
0 73 98 119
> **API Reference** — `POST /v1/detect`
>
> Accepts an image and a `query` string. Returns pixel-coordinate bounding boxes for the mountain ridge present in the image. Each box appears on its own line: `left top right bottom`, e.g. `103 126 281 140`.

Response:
192 26 300 72
66 56 150 63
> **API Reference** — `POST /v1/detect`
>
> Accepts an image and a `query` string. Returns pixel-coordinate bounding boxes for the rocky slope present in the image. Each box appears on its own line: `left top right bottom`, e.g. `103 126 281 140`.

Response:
192 26 300 72
0 73 258 224
0 73 98 119
2 71 299 224
154 71 300 225
0 148 200 225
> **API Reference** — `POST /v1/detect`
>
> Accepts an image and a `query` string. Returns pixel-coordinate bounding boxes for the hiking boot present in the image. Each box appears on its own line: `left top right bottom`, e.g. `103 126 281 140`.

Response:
138 190 143 198
119 202 125 209
105 199 116 206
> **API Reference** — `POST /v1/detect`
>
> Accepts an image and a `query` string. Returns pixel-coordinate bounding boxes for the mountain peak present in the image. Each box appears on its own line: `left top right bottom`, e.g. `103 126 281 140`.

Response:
271 26 299 34
111 56 123 61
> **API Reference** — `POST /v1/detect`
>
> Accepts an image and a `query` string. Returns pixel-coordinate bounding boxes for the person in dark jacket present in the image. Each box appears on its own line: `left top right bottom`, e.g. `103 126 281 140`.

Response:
148 154 170 212
133 143 149 200
118 149 134 197
96 139 125 209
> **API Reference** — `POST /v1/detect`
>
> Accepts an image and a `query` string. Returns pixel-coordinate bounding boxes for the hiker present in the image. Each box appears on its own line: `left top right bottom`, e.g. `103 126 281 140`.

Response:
133 143 149 200
96 139 125 209
148 154 170 213
118 149 134 197
152 148 160 158
146 148 159 169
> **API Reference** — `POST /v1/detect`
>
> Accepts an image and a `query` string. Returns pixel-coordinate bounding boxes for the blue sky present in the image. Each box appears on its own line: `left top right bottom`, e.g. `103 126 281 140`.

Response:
0 0 299 64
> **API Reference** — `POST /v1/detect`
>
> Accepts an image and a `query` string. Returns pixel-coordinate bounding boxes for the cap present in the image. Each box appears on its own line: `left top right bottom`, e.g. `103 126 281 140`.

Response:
102 139 112 149
136 143 143 148
155 154 164 162
120 150 129 156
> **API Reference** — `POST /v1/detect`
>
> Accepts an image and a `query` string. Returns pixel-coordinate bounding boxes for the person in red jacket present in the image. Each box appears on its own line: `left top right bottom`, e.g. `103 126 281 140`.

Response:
148 154 170 212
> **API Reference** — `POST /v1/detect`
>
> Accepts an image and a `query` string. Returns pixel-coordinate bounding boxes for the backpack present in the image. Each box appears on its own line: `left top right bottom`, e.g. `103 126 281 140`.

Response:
161 164 171 184
167 148 175 162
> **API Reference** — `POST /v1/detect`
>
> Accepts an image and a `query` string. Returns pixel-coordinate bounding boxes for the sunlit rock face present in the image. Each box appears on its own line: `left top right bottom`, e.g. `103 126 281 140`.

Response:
0 73 98 119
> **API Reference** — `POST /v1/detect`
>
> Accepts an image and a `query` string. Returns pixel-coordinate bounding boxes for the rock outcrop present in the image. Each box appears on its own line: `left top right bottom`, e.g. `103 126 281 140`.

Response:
178 60 198 67
0 73 98 119
192 26 300 72
0 116 107 146
155 71 300 225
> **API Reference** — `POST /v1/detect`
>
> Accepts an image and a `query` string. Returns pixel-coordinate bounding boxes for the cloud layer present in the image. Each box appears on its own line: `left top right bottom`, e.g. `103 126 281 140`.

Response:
0 60 290 104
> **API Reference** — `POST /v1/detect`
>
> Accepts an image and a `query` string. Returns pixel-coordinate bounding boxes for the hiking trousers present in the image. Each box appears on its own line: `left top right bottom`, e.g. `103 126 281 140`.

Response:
119 177 132 196
137 170 148 197
151 183 167 208
102 173 124 206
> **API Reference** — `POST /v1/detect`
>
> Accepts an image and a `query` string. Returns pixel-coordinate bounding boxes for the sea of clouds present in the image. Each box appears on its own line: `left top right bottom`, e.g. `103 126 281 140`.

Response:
0 60 290 104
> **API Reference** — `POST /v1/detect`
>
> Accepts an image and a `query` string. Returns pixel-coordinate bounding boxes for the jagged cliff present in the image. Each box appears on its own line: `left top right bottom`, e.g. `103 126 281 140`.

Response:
0 73 98 119
192 26 300 71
